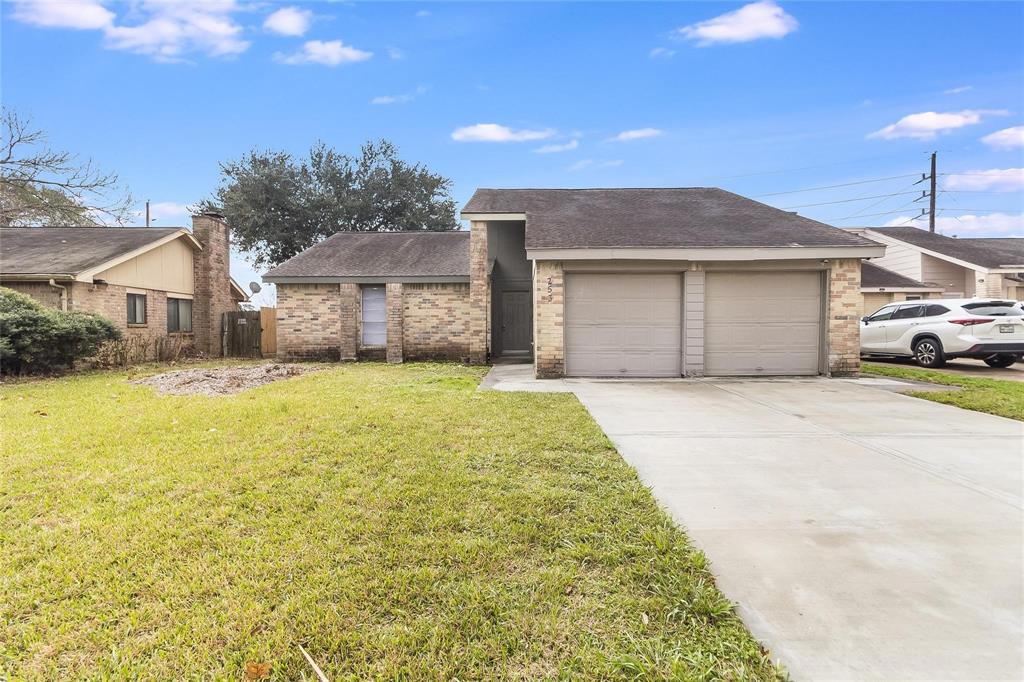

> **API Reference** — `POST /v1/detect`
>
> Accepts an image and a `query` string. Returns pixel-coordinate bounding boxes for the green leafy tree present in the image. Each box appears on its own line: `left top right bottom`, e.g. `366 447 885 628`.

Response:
197 140 459 268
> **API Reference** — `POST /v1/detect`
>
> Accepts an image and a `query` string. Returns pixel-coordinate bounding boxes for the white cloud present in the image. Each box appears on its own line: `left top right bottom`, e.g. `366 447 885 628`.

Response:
12 0 114 29
649 47 676 59
943 85 972 95
275 40 372 66
677 0 798 46
415 9 431 17
610 128 664 142
982 125 1024 150
451 123 554 143
264 7 312 37
387 46 404 60
944 168 1024 192
533 140 579 154
868 109 1008 141
13 0 252 60
569 159 623 172
885 213 1024 236
371 85 428 105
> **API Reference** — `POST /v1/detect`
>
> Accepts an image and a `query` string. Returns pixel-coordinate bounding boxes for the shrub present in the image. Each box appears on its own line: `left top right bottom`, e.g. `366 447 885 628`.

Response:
0 286 121 374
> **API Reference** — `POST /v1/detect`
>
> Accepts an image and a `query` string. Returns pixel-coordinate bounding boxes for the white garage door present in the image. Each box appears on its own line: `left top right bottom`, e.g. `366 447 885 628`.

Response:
705 271 822 376
565 273 681 377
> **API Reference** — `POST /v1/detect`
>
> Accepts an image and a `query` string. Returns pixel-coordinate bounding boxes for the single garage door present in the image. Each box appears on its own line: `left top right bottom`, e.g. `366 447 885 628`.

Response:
705 271 822 376
565 273 681 377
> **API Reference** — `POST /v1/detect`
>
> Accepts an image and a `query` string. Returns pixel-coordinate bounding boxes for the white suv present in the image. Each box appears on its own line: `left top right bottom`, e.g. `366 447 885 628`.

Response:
860 298 1024 368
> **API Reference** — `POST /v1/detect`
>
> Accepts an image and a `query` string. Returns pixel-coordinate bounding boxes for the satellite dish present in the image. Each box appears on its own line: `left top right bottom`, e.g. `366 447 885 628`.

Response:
249 281 262 294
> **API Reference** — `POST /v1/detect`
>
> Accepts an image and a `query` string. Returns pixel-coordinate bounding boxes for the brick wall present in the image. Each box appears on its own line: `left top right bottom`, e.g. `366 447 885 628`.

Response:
386 283 403 363
468 220 489 364
2 281 64 309
402 283 472 361
191 213 236 356
276 283 343 360
827 258 862 377
534 260 565 378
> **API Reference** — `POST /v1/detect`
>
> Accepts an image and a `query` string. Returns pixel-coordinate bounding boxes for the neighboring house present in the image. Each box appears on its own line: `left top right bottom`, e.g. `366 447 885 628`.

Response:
267 187 884 378
860 261 944 316
852 227 1024 301
0 212 246 355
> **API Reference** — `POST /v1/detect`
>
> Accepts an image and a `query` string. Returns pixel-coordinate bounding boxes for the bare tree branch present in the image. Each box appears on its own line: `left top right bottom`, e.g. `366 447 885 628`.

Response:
0 107 134 227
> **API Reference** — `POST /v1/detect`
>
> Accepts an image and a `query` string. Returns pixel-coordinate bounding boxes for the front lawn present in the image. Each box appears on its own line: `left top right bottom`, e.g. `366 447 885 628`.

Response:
0 363 780 680
863 362 1024 421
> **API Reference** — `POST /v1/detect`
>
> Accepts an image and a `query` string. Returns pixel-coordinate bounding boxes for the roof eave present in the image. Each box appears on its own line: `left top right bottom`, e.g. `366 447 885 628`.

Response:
263 274 470 284
525 245 885 261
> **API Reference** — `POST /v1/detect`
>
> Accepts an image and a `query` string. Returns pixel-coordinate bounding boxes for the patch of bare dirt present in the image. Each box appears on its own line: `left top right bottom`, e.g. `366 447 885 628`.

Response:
133 363 321 396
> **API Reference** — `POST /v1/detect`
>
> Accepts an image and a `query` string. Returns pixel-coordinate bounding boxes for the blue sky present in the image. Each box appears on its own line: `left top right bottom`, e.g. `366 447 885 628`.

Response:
3 0 1023 303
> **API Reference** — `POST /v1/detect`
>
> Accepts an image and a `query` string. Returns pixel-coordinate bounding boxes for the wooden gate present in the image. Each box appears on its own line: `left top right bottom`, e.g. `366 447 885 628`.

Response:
222 311 262 357
260 307 277 357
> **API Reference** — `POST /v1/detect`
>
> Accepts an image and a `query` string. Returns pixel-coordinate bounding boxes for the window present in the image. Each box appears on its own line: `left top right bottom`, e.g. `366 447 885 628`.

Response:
905 295 922 301
924 304 950 317
167 298 192 333
867 306 897 321
127 293 146 325
961 301 1024 317
891 304 925 320
361 286 387 345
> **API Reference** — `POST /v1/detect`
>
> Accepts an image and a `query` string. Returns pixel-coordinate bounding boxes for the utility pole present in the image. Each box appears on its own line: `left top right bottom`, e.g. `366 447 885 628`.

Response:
145 200 150 228
928 151 937 232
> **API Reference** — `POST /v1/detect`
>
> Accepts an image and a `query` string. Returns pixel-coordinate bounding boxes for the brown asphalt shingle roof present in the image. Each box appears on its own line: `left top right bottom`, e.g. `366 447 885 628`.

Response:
861 261 937 289
463 188 879 250
868 227 1024 269
0 227 189 277
264 231 469 280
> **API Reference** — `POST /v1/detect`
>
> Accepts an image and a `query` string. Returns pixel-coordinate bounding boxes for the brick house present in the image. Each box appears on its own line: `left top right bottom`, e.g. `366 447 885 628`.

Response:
0 212 246 355
267 187 886 377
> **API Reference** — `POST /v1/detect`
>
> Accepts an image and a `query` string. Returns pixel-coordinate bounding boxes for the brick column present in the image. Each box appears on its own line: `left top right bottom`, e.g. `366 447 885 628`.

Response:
827 259 861 377
386 282 404 363
469 220 489 364
534 260 564 378
191 212 235 356
339 283 359 360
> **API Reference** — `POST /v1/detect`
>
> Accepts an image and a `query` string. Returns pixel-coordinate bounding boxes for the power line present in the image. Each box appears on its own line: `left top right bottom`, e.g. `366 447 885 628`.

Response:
828 207 927 222
780 190 921 210
833 179 925 221
752 173 920 197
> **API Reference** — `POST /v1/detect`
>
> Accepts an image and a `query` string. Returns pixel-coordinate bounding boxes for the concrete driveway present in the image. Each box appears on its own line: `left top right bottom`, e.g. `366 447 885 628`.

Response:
485 367 1024 680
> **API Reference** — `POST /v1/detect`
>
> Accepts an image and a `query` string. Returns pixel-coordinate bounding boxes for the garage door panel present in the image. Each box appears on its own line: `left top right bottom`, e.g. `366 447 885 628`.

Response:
565 273 681 377
705 271 822 376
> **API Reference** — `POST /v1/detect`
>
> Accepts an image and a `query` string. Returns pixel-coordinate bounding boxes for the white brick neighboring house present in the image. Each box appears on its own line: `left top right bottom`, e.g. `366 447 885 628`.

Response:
851 228 1024 301
269 187 886 378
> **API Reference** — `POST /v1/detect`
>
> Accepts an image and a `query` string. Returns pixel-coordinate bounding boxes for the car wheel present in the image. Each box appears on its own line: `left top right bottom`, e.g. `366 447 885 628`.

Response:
983 354 1017 368
913 338 946 368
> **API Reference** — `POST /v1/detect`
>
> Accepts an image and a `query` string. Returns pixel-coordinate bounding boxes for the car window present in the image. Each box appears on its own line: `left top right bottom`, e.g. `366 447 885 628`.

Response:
961 301 1024 317
891 304 925 320
924 304 950 317
867 306 896 321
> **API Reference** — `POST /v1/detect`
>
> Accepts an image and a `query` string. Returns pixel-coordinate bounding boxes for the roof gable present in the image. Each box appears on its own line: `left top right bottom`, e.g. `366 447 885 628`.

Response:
0 227 199 279
866 227 1024 269
463 188 879 250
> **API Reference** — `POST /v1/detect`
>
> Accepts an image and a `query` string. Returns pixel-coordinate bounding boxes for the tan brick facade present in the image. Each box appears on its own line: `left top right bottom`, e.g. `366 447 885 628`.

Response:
2 281 64 309
827 258 862 377
533 260 565 378
276 283 344 360
276 281 472 362
402 283 472 361
468 220 489 364
191 213 236 356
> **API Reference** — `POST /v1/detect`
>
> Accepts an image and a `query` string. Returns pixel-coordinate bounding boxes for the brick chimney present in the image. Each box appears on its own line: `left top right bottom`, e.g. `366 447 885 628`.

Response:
191 211 234 356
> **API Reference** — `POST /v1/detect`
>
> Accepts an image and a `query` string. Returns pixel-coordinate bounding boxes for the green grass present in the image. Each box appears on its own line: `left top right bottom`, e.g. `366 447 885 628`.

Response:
0 362 781 680
863 362 1024 421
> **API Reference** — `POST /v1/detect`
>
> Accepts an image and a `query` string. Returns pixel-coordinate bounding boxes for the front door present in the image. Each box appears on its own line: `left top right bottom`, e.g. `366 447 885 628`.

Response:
500 290 532 355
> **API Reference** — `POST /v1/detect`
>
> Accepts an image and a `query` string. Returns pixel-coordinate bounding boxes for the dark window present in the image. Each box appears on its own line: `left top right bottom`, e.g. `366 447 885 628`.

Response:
868 306 897 321
924 304 950 317
127 293 146 325
905 295 922 301
961 301 1024 317
892 304 925 320
167 298 192 333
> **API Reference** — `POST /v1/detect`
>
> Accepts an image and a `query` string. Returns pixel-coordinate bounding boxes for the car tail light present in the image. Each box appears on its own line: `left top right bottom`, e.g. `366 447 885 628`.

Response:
947 318 995 326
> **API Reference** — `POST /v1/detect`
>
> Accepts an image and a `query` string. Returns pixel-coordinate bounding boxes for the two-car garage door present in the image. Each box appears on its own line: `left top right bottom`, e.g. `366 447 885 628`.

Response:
564 271 822 377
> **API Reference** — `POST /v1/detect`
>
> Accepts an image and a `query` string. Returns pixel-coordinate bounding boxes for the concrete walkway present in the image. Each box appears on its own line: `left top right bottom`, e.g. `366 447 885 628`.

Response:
484 366 1024 680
